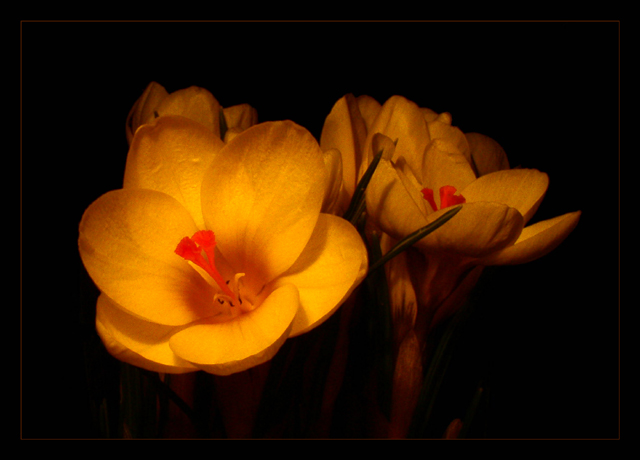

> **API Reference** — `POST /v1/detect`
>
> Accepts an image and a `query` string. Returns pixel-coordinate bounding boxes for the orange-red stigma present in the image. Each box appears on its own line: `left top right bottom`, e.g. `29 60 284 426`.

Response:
421 185 466 211
175 230 239 305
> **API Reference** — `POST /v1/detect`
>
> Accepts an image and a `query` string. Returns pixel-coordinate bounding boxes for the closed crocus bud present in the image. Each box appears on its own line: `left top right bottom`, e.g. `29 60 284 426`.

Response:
126 82 258 144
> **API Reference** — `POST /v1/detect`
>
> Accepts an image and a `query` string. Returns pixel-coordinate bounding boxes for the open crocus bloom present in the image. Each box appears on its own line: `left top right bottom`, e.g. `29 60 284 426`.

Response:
363 95 580 333
126 81 258 144
365 95 580 264
79 116 368 375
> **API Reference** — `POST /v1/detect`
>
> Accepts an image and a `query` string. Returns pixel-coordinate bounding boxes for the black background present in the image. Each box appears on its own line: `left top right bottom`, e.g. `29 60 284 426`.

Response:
21 21 619 439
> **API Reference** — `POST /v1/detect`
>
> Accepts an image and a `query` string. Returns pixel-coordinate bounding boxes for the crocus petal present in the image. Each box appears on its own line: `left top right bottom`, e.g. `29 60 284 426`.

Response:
320 94 368 198
421 139 477 202
96 293 197 373
123 115 225 229
78 188 215 326
421 107 439 122
200 121 326 292
126 81 169 144
414 202 524 258
222 103 258 133
461 169 549 224
426 112 471 160
366 157 429 241
480 211 581 265
361 96 430 182
465 132 510 176
356 94 382 132
274 213 368 337
169 283 300 376
321 148 349 215
155 86 222 138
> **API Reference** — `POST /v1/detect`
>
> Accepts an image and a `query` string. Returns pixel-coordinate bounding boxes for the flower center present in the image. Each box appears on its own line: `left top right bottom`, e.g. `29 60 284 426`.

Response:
175 230 243 308
421 185 466 212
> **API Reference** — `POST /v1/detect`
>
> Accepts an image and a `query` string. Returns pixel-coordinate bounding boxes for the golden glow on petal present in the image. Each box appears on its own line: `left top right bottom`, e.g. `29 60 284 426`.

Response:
275 213 368 337
421 139 476 203
361 96 430 182
222 103 258 134
481 211 581 265
169 284 300 376
321 148 349 215
201 121 326 291
154 86 222 138
96 294 197 374
426 112 471 161
78 188 215 326
366 157 429 241
123 115 225 229
320 94 368 199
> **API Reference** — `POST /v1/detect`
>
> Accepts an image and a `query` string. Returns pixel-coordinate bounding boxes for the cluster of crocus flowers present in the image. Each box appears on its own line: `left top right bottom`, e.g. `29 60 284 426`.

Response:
320 94 581 437
78 83 581 438
78 84 368 376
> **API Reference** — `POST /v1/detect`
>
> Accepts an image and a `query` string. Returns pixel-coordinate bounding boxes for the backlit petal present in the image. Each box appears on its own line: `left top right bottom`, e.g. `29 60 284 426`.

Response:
275 213 368 337
356 94 382 132
96 293 197 373
169 283 300 376
426 112 471 160
200 121 326 292
361 96 430 182
155 86 222 138
366 157 429 241
320 94 368 198
480 211 581 265
461 169 549 224
123 115 225 229
421 139 477 203
222 103 258 133
78 188 215 326
321 148 349 215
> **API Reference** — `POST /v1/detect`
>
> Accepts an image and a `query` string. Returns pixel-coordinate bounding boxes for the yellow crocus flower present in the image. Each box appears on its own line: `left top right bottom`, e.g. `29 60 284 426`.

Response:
79 115 368 376
363 95 580 335
364 95 580 263
125 81 258 144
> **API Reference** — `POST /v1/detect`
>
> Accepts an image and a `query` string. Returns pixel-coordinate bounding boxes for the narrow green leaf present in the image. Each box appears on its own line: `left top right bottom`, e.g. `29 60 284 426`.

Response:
343 148 384 224
368 205 462 274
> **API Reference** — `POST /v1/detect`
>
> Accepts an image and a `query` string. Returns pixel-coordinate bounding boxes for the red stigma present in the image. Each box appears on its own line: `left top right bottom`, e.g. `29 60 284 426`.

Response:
175 230 238 305
421 185 466 211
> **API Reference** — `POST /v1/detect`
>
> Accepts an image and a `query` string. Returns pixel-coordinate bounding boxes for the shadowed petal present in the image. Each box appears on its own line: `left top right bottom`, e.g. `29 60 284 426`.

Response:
462 168 549 224
480 211 581 265
414 202 524 258
96 294 197 373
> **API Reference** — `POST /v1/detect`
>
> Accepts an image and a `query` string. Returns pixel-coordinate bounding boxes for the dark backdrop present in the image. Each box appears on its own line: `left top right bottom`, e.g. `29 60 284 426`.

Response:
21 20 619 439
